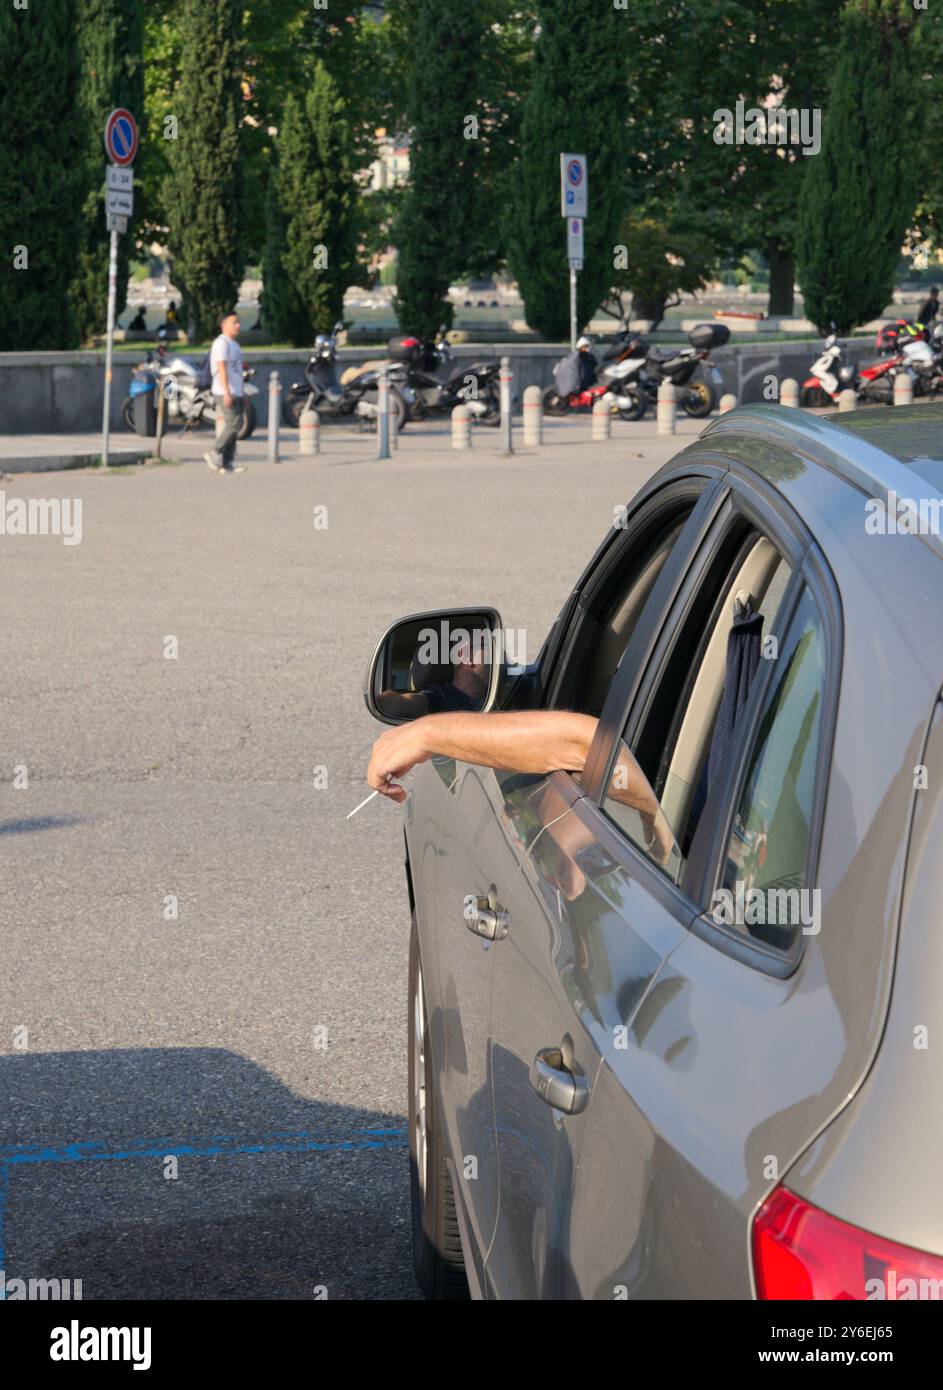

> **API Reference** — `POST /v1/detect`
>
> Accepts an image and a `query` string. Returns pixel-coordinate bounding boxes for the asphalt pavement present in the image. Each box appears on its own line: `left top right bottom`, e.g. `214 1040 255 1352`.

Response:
0 413 705 1299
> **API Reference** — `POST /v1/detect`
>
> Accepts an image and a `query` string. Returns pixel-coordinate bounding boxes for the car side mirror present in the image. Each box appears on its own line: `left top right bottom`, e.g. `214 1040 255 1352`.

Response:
364 607 504 725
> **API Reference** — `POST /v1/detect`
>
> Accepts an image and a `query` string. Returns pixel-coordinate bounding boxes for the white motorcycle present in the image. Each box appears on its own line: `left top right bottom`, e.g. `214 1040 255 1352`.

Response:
159 355 259 438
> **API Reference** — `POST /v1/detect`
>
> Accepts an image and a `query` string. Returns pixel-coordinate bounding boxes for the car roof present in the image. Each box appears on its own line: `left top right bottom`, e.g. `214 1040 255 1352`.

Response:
699 402 943 561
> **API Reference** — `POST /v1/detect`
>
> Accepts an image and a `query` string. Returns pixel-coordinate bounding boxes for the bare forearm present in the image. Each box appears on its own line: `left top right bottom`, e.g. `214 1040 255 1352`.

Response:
415 710 598 775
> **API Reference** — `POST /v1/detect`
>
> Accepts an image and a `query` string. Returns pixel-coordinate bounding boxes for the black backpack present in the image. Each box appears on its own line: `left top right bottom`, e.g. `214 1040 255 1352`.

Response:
196 350 213 390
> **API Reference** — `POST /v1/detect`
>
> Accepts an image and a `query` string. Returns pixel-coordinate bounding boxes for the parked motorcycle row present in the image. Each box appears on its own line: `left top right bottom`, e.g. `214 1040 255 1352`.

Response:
543 323 729 421
123 314 941 442
802 317 943 407
281 323 501 430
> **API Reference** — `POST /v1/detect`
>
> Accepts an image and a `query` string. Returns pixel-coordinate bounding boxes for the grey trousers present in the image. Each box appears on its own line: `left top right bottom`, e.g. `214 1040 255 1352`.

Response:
213 395 244 467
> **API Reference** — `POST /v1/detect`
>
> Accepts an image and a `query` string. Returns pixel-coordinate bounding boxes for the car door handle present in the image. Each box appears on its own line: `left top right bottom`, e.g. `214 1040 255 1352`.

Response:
529 1048 590 1115
463 886 509 941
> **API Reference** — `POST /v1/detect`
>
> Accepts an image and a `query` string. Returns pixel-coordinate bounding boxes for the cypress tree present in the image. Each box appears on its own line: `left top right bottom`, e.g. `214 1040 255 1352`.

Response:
165 0 245 341
0 0 83 350
505 0 627 340
260 157 307 345
797 0 921 335
393 0 485 337
72 0 144 344
266 65 361 345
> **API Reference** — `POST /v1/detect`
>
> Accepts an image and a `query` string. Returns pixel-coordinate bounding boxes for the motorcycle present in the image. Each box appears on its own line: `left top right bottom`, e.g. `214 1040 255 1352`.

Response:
631 323 729 418
123 329 259 438
282 322 412 430
386 327 501 425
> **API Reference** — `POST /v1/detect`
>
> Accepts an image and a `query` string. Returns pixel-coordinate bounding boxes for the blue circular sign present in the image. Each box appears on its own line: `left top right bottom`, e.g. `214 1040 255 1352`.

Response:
104 108 138 166
566 158 584 187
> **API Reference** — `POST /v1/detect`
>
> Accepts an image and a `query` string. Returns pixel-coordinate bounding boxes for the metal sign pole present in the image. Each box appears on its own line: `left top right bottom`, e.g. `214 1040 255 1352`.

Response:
570 266 578 351
102 228 119 469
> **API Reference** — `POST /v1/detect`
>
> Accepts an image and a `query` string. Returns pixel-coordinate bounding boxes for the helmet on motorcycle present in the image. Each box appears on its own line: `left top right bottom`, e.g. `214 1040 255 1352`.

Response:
837 364 856 385
576 336 592 350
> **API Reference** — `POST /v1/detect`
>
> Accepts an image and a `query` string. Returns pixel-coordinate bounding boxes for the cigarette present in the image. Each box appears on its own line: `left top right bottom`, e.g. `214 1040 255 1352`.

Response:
346 773 405 820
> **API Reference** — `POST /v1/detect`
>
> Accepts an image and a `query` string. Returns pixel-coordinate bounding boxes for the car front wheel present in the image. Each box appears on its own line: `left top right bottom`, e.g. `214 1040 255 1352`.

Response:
408 910 469 1300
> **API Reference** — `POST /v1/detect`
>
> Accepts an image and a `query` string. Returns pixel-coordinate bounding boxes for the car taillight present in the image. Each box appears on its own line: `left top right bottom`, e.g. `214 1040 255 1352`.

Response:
753 1187 943 1300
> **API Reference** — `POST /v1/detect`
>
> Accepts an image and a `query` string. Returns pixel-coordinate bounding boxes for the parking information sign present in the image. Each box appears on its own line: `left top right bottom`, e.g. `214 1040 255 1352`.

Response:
560 153 588 218
567 216 584 269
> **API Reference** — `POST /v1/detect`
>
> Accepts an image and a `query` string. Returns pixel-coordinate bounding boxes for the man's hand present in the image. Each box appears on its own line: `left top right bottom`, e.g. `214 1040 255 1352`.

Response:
367 721 432 802
224 392 234 410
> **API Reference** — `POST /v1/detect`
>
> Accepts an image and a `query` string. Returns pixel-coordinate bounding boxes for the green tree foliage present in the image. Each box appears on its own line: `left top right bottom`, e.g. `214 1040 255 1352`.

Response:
0 0 83 350
797 0 921 334
505 0 627 339
72 0 144 343
604 218 715 329
392 0 489 336
263 63 361 345
164 0 245 340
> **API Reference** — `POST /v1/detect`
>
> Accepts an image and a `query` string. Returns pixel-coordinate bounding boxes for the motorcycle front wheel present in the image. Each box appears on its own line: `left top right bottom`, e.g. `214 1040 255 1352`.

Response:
682 379 717 418
122 397 137 433
282 386 311 429
542 387 569 416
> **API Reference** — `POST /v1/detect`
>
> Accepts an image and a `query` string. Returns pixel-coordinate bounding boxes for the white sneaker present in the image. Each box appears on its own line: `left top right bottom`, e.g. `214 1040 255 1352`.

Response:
205 452 222 471
222 463 246 474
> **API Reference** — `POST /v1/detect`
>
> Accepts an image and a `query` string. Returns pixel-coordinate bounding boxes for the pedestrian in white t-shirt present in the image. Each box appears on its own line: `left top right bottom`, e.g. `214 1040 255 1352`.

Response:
205 312 247 474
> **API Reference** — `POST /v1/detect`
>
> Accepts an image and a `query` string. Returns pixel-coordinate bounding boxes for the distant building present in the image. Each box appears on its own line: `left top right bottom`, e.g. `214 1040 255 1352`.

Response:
370 129 410 191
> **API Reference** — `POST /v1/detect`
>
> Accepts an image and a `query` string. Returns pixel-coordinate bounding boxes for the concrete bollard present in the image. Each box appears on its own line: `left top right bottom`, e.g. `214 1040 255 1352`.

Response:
719 393 738 414
377 370 391 459
522 384 543 446
780 378 799 408
894 372 914 407
592 397 611 441
299 401 320 455
838 389 858 412
500 356 514 455
657 381 677 434
267 371 281 463
452 403 472 450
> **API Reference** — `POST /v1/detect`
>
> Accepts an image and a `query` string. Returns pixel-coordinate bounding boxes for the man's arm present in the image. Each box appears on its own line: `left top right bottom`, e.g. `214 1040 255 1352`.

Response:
375 689 430 719
364 709 679 866
366 710 598 801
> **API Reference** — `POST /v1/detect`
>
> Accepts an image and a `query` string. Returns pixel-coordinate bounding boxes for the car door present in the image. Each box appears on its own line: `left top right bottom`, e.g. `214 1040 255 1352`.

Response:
482 477 724 1299
432 758 549 1282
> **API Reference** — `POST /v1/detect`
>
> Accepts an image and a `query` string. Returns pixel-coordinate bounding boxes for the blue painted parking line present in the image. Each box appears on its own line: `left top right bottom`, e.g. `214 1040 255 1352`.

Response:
0 1127 407 1295
0 1127 407 1166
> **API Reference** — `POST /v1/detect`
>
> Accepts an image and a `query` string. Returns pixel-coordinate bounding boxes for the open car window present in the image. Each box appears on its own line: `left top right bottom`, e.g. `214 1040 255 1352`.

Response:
601 513 793 885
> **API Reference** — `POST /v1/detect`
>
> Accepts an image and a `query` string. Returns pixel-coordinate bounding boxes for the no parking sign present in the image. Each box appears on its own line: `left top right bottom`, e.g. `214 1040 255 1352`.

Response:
104 108 138 167
560 153 588 218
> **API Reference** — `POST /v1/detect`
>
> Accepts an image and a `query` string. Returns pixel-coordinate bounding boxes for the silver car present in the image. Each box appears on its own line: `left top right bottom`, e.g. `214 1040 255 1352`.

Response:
364 402 943 1300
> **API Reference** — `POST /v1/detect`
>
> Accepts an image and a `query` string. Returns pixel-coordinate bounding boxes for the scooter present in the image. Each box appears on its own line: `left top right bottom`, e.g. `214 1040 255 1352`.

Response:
800 335 899 407
631 323 729 418
542 330 647 420
386 328 501 425
282 321 412 430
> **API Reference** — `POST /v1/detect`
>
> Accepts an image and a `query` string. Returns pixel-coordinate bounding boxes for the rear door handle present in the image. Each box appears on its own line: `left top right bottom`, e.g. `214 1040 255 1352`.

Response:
463 885 510 942
529 1047 589 1115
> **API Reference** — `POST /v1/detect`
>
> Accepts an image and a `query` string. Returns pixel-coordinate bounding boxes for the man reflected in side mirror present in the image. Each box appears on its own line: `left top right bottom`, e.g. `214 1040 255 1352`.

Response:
376 636 490 719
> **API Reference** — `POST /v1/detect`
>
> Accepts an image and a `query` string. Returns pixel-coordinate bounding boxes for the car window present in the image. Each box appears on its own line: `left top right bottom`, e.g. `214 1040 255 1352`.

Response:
716 584 826 952
602 517 792 882
554 504 693 718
